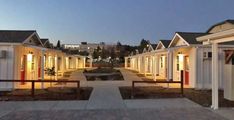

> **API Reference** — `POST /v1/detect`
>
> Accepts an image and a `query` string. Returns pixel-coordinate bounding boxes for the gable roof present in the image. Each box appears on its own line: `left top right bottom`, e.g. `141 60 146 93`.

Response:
40 38 49 45
0 30 36 43
142 48 147 53
207 19 234 33
40 38 51 48
156 40 171 50
168 32 209 48
151 44 157 49
40 38 55 49
176 32 208 44
160 40 171 48
147 44 155 52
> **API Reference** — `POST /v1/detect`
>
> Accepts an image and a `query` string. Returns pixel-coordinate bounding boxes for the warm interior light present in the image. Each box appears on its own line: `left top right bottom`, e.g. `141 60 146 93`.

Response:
27 53 32 62
178 54 184 62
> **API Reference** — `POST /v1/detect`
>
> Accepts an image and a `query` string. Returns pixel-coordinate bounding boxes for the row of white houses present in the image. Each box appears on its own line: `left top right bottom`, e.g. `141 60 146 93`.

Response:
0 30 92 90
125 20 234 109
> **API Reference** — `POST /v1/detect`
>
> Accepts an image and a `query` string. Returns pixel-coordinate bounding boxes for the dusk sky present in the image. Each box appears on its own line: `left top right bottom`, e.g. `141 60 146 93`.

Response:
0 0 234 45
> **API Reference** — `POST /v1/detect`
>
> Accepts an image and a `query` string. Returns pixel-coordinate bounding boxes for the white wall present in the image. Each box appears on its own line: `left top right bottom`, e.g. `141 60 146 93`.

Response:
140 56 145 73
196 47 225 89
0 45 14 90
223 64 234 100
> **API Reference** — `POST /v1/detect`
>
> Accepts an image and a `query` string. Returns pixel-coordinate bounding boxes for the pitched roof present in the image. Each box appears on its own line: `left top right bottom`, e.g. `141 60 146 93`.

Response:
176 32 208 44
160 40 171 48
40 38 49 45
0 30 35 43
207 19 234 33
40 38 54 48
151 44 157 49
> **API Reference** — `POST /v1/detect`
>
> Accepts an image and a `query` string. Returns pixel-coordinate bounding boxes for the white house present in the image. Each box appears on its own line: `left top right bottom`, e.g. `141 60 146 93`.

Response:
125 20 234 105
0 30 45 90
0 30 88 90
197 19 234 109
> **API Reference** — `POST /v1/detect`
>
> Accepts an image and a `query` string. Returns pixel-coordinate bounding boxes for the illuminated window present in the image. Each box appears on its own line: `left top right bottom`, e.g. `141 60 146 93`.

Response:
177 56 179 71
160 57 163 68
31 55 35 70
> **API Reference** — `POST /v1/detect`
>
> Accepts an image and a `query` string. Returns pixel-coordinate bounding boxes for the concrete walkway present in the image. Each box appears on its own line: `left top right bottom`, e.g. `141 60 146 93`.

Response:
0 68 233 120
0 108 227 120
86 86 126 109
69 70 87 81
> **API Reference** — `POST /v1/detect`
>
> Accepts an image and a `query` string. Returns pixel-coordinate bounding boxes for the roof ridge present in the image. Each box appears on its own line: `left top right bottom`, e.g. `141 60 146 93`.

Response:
176 31 206 34
0 30 36 32
206 19 234 33
159 39 171 41
226 19 234 22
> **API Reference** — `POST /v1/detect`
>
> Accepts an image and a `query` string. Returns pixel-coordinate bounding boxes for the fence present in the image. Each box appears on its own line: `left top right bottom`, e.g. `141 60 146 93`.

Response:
0 80 80 98
131 70 184 98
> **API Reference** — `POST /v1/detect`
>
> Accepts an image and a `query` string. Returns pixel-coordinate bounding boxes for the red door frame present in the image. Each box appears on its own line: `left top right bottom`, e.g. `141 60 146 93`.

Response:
184 56 189 85
38 56 41 78
20 55 27 84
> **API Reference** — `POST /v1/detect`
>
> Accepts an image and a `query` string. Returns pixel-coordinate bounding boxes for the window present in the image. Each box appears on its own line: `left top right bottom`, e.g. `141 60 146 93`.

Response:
232 56 234 65
57 57 61 71
185 57 189 71
177 56 179 71
160 57 163 68
20 56 25 70
208 52 212 58
203 52 207 58
31 55 35 70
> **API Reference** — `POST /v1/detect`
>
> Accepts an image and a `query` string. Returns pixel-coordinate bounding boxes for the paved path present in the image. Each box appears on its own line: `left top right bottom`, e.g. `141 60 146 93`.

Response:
0 108 227 120
86 86 126 109
0 68 233 120
0 99 229 120
69 70 87 81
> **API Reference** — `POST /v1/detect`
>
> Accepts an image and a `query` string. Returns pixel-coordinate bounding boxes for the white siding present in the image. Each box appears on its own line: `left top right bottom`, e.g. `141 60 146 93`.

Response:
0 46 14 90
196 47 225 89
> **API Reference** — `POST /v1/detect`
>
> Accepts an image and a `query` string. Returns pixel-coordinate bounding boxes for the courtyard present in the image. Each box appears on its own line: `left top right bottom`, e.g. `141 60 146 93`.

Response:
0 69 233 120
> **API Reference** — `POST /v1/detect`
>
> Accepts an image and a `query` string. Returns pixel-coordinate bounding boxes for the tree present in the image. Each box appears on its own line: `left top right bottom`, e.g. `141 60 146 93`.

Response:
56 40 61 49
110 47 116 68
110 47 116 59
139 38 149 52
96 46 102 52
92 49 99 59
116 41 122 50
101 47 108 59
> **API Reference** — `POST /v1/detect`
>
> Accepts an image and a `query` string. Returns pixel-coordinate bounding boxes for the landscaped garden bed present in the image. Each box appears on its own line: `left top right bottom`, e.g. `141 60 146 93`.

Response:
0 87 93 101
84 67 124 81
119 86 234 107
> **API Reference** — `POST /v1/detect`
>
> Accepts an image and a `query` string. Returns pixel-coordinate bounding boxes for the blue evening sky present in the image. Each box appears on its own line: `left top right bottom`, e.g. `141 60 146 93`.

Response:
0 0 233 45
